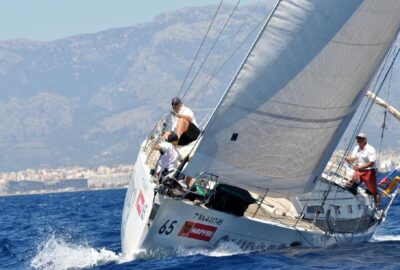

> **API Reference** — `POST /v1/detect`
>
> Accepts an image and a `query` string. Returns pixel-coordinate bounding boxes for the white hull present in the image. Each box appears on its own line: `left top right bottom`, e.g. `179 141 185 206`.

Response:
139 196 376 252
121 142 380 256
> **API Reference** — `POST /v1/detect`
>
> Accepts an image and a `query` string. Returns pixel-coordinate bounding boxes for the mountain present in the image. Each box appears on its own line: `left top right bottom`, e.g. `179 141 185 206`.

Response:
0 2 399 172
0 3 272 171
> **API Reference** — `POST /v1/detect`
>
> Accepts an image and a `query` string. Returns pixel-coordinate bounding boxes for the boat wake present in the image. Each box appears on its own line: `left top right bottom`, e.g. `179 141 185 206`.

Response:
177 241 244 257
30 234 120 270
30 234 244 270
134 241 245 260
371 234 400 242
29 233 400 270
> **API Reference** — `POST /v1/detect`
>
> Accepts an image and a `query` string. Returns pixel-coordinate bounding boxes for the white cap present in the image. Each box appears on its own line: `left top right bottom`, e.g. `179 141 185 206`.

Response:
356 132 367 139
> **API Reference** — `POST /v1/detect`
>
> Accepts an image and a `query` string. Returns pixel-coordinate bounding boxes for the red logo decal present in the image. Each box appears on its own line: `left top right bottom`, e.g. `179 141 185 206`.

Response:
135 191 145 216
178 221 217 242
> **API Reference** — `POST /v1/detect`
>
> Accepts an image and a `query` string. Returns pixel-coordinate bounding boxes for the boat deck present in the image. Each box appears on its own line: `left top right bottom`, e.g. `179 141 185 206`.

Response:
179 194 322 233
244 203 321 232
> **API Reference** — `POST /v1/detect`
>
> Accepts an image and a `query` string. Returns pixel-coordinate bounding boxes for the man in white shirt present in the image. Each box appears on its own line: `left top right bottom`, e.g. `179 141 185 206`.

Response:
170 97 200 146
153 133 183 177
345 133 380 209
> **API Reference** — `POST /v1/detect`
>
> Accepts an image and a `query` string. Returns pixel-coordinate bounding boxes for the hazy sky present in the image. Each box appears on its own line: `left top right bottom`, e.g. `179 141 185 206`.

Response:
0 0 261 41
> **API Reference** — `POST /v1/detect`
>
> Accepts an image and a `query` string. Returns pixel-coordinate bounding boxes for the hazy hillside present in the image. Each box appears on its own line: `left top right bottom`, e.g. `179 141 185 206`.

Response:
0 3 272 171
0 2 399 171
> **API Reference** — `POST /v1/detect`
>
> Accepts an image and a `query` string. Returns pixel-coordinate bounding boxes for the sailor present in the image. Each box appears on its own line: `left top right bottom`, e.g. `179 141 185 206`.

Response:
169 97 200 146
153 133 183 179
345 133 381 210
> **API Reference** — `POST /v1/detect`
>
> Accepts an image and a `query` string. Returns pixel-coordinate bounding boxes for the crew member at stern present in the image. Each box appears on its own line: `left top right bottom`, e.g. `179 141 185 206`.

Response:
168 97 200 146
345 133 381 210
153 133 183 179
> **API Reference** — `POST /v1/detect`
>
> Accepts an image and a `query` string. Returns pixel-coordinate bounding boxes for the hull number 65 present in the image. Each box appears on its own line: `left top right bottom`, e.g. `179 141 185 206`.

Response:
158 219 178 235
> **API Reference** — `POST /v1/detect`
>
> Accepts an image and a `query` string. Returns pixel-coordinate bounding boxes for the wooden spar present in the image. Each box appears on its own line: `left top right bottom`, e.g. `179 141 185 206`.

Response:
366 91 400 121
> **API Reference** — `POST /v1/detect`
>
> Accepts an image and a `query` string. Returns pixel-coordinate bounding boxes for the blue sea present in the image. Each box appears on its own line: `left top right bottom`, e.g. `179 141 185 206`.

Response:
1 189 399 270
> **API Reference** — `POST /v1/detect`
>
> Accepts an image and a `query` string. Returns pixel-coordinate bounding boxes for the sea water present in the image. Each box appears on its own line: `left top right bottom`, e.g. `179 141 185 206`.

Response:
0 189 399 270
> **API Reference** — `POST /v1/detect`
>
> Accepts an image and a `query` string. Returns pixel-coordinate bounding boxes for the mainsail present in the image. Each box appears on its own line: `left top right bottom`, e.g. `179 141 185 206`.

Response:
184 0 400 196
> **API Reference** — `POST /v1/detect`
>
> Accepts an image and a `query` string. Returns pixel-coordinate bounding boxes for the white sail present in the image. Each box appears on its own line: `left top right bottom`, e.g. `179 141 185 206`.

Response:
184 0 400 196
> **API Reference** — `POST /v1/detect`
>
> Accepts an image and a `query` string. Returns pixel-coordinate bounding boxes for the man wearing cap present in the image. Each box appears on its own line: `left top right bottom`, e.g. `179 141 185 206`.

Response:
345 133 381 210
153 133 183 178
170 97 200 146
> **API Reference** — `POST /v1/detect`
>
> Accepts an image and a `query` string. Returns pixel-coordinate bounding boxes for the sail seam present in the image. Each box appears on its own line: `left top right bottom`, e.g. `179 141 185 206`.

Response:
232 104 352 123
269 99 352 109
330 40 390 47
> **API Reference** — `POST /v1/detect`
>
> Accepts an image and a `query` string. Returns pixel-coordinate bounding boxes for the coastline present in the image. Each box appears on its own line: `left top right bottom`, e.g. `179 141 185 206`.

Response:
0 186 128 198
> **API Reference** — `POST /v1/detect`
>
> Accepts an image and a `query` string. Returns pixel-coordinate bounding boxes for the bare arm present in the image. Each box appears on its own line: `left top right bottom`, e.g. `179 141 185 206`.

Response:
353 161 374 171
177 151 183 162
176 113 192 122
345 156 356 164
153 144 161 150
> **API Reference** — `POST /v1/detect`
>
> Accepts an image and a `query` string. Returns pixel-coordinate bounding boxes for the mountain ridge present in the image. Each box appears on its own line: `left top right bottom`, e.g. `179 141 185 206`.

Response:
0 2 399 171
0 3 270 171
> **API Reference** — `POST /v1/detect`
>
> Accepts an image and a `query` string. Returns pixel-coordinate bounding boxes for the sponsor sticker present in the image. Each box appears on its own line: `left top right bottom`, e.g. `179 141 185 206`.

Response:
135 191 145 217
178 221 217 242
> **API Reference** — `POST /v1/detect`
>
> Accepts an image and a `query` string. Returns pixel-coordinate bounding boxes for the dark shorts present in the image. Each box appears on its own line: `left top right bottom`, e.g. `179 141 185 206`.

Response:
178 122 200 146
353 169 377 195
159 168 174 184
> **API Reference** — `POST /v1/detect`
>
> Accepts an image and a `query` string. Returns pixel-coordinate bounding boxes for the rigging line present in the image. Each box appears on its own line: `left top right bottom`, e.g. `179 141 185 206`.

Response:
198 111 212 128
321 36 400 205
191 0 282 143
322 188 368 244
320 38 398 227
293 195 310 227
377 68 393 163
351 45 400 151
323 40 400 237
338 187 371 242
199 21 265 93
294 227 316 247
339 42 396 161
326 161 376 239
378 41 397 163
294 181 324 229
196 0 266 93
176 0 224 98
190 107 215 111
318 42 395 214
181 0 241 100
343 38 399 161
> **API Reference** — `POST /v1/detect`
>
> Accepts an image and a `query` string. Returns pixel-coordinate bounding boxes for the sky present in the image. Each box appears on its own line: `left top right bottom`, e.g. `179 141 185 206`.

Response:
0 0 261 41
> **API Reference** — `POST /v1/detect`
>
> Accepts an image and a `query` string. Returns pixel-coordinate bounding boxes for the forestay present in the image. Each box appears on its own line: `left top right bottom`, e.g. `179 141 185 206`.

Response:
183 0 400 196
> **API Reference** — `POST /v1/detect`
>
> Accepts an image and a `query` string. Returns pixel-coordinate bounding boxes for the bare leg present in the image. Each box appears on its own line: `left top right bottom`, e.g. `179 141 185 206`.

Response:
185 176 193 188
375 194 381 210
175 118 189 137
346 173 358 186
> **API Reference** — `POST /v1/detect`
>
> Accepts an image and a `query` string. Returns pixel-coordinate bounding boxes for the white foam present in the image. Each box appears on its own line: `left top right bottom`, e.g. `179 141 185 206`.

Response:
177 241 244 257
124 241 244 262
30 235 119 270
371 234 400 242
115 250 144 264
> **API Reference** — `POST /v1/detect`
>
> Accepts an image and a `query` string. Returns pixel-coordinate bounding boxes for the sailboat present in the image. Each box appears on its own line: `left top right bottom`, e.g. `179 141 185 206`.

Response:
121 0 400 256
